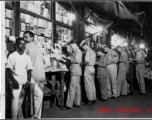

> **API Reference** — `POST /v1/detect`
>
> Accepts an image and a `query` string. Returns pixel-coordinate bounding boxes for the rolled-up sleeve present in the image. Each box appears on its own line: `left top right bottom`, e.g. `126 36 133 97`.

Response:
26 56 33 71
97 57 107 67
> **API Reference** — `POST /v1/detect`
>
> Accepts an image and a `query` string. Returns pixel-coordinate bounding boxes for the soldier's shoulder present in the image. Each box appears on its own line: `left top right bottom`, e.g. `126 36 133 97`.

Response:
77 48 81 52
77 48 82 54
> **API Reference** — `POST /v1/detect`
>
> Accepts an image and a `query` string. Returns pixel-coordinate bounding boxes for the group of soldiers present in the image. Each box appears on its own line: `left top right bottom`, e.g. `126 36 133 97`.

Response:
5 29 147 117
63 38 146 110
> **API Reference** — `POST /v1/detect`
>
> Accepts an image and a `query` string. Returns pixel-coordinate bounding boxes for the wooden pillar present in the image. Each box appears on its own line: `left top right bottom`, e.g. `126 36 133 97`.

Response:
12 1 20 37
79 5 85 44
106 32 111 48
72 5 85 45
51 1 56 48
60 72 65 110
72 9 80 44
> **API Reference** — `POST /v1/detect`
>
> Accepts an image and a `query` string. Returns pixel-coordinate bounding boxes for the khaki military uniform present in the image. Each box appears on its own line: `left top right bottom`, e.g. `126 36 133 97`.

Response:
84 48 96 101
135 49 146 93
106 50 118 98
96 55 108 100
66 47 82 108
117 50 128 96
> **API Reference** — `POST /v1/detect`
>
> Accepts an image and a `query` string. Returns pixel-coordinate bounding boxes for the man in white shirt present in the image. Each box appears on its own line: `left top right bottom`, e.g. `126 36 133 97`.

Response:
23 31 45 118
6 38 33 119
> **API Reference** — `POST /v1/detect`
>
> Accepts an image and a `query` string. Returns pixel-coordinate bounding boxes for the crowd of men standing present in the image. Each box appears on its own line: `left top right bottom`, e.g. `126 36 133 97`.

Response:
63 38 147 110
5 31 148 117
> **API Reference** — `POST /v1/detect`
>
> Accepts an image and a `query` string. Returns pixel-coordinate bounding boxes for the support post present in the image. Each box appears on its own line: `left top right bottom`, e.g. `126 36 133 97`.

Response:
72 4 85 45
51 1 56 48
12 1 20 37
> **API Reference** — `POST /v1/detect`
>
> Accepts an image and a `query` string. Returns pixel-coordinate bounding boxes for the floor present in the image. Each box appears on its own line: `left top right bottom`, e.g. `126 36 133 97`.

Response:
42 92 152 118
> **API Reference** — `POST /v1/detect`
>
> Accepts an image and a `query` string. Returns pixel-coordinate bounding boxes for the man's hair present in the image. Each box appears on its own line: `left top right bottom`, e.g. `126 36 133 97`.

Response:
95 47 105 53
81 42 89 47
69 39 77 45
117 46 122 49
24 31 34 38
16 37 25 44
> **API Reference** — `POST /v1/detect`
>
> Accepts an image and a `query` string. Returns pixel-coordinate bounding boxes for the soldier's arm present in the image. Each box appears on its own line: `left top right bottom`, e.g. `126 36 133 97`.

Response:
70 50 82 64
6 55 19 89
6 55 16 81
84 50 90 65
97 57 107 67
108 51 117 64
119 52 128 64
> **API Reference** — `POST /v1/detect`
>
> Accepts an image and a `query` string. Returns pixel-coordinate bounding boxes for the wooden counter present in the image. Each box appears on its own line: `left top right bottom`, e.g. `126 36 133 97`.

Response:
45 68 68 110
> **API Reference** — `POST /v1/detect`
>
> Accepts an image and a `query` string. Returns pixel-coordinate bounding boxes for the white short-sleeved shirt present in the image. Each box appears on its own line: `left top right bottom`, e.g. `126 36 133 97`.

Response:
25 42 45 82
6 51 33 85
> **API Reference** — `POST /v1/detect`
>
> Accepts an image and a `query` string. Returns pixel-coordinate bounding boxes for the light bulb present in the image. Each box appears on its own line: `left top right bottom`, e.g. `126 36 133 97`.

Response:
139 43 145 49
68 13 75 21
124 43 128 47
98 26 103 31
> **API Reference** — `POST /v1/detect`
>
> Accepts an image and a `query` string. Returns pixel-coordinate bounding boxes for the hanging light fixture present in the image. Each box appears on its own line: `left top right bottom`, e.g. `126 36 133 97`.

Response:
124 42 128 47
68 12 75 21
97 26 103 32
139 43 145 49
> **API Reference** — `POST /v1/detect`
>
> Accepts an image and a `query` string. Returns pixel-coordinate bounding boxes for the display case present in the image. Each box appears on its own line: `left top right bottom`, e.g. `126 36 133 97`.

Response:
56 2 72 26
5 1 73 71
19 1 52 51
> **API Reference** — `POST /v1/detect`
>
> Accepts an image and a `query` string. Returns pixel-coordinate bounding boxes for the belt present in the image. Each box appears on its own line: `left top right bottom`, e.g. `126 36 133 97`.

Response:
136 63 144 64
136 61 144 64
107 63 116 65
85 65 94 66
71 63 79 65
119 62 127 64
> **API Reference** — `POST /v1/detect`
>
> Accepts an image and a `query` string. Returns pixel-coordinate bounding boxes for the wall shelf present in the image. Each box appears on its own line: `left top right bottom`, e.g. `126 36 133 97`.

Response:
20 8 52 22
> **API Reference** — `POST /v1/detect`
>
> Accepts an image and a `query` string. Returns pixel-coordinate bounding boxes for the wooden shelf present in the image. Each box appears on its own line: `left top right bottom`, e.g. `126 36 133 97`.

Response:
37 26 46 29
5 2 73 40
5 17 12 20
5 27 11 29
5 3 14 10
56 21 73 30
20 8 52 22
56 12 62 16
20 21 26 24
85 21 97 27
20 30 25 32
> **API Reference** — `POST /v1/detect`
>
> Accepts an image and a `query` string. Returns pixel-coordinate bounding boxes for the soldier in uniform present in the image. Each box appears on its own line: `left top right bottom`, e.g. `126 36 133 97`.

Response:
95 47 108 101
63 40 82 109
116 46 128 97
80 40 96 105
125 46 135 95
103 45 118 98
134 44 146 95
